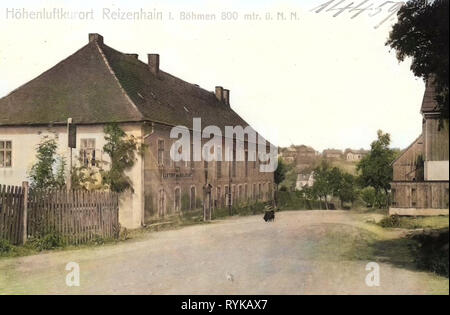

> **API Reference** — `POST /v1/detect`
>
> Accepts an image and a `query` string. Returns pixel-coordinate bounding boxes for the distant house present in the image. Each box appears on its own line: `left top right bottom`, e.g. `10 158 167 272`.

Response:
390 80 449 216
279 144 318 171
322 149 343 160
296 172 314 191
344 149 368 162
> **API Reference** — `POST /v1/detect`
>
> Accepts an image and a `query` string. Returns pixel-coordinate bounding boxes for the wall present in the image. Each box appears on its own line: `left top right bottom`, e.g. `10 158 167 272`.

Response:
391 181 449 209
392 134 424 181
425 161 449 181
0 123 144 229
424 117 449 162
142 123 275 223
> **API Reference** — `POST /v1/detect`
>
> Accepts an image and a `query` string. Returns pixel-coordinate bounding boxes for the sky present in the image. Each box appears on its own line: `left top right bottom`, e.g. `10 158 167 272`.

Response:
0 0 425 151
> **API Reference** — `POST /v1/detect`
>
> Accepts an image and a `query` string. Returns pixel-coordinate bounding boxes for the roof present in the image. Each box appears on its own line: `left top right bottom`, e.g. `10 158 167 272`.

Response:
0 34 249 131
345 149 368 155
421 78 439 113
391 134 424 166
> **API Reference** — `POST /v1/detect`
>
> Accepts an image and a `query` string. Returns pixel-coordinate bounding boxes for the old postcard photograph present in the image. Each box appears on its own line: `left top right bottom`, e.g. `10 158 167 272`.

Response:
0 0 448 300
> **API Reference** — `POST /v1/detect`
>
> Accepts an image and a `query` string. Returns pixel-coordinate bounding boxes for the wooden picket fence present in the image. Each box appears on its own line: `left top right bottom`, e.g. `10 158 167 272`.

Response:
0 185 25 245
0 183 119 245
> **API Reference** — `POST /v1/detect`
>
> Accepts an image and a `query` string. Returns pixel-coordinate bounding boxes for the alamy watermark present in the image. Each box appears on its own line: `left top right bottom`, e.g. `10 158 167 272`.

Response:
365 262 380 287
169 118 278 173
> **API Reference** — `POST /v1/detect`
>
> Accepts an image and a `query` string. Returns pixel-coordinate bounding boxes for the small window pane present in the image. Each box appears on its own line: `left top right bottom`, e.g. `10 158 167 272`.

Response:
5 151 11 167
5 141 11 149
0 141 4 149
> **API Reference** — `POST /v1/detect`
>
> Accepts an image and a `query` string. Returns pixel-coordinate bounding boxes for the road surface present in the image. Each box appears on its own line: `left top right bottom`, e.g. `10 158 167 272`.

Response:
0 211 448 294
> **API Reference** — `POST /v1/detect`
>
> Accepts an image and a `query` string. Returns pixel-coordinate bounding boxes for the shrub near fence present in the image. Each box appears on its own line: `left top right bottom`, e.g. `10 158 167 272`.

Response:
0 183 120 245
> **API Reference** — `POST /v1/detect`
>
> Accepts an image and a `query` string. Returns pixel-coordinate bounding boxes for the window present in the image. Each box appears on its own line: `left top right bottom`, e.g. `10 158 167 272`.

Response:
158 139 165 166
391 189 396 206
253 183 257 200
80 139 96 167
244 184 248 200
0 141 12 168
238 185 243 202
258 183 262 199
174 187 181 212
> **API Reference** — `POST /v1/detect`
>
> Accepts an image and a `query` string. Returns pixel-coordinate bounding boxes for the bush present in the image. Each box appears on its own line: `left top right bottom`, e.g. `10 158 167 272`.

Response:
411 229 449 277
25 232 65 251
379 215 401 228
0 239 14 255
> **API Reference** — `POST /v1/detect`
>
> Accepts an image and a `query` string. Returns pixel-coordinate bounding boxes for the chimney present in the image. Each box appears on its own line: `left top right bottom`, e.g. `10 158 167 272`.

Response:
215 86 224 102
89 33 103 45
148 54 160 75
223 89 230 106
126 53 139 59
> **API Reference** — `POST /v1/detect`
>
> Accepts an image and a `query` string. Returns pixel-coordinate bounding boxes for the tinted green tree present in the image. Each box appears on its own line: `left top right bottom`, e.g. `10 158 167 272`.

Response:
386 0 449 118
29 136 66 189
357 130 397 208
101 124 142 193
312 160 333 209
336 173 358 207
274 158 288 190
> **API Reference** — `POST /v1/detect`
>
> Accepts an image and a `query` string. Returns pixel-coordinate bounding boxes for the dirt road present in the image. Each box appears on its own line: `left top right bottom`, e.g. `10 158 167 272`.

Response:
0 211 448 294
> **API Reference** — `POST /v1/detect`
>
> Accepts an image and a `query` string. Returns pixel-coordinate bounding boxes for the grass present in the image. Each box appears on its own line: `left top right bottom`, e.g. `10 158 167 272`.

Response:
379 215 449 229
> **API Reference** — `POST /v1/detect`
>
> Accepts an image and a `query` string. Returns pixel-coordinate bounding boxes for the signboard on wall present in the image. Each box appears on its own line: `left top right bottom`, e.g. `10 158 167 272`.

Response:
68 122 77 148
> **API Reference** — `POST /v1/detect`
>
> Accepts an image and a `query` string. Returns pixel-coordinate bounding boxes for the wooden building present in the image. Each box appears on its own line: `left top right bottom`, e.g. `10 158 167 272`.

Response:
390 80 449 216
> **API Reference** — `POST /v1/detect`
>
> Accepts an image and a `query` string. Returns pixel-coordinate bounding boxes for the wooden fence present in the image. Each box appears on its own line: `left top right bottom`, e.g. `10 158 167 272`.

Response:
0 183 119 245
0 185 25 245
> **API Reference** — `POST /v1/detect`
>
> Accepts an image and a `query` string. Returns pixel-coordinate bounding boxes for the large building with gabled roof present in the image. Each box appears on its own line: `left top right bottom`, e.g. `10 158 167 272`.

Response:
0 33 275 228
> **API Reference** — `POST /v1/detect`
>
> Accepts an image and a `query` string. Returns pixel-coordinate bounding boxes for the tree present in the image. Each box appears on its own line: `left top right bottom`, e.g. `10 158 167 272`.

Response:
29 136 66 189
386 0 449 118
274 157 288 190
336 173 358 207
312 160 333 209
357 130 397 208
101 124 142 193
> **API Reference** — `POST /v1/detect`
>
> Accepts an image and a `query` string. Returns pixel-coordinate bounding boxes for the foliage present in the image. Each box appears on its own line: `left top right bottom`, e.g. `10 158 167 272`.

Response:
311 160 333 208
337 172 358 206
274 158 288 188
0 239 13 255
25 232 65 251
357 130 397 208
379 215 401 228
29 136 66 189
278 161 297 191
101 123 142 193
71 162 105 191
386 0 449 118
360 186 377 207
410 228 449 277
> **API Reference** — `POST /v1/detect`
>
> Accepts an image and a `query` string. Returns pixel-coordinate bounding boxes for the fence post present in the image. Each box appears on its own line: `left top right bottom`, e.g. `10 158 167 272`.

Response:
22 181 29 245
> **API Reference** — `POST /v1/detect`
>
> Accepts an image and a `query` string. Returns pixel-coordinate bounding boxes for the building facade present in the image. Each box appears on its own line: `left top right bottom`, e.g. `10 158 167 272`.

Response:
0 34 275 228
390 80 449 216
344 149 368 162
